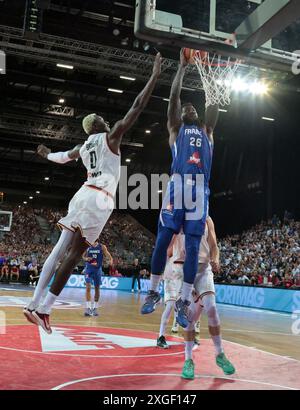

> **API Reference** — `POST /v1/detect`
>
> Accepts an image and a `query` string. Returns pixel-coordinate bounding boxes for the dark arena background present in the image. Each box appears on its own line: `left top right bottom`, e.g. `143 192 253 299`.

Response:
0 0 300 395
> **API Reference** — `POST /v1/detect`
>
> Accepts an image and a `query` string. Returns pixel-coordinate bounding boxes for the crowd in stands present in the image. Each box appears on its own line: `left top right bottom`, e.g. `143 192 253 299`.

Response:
101 213 154 268
0 205 299 289
36 207 63 233
215 215 300 289
0 205 154 283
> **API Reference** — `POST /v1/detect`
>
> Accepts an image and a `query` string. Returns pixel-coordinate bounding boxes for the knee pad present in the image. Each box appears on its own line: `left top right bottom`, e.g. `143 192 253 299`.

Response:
203 294 220 327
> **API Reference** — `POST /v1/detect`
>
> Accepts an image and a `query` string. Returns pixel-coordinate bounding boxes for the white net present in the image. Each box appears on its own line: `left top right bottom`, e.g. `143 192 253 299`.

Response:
194 53 240 108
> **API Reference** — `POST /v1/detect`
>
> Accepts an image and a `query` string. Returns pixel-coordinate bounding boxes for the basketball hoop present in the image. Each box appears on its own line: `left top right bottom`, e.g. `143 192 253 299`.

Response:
193 36 241 107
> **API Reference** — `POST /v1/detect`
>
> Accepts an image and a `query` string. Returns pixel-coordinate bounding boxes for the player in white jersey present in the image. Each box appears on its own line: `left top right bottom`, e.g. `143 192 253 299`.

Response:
181 216 235 379
156 234 184 348
23 53 162 334
157 231 200 348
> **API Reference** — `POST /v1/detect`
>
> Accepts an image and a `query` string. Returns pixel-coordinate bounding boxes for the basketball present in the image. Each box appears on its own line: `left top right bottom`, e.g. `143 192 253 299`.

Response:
183 48 208 64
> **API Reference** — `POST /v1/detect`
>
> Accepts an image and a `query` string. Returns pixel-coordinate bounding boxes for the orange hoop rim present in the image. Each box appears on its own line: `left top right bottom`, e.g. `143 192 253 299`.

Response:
194 52 242 68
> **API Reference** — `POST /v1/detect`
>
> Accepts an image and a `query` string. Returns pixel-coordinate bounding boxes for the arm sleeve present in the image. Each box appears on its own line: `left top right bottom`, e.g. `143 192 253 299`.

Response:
47 151 72 164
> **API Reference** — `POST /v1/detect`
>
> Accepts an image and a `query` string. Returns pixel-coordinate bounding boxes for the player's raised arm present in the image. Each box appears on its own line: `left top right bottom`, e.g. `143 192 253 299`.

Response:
167 49 188 146
102 244 113 266
205 104 219 143
37 144 82 163
206 216 220 273
82 250 91 262
107 52 162 154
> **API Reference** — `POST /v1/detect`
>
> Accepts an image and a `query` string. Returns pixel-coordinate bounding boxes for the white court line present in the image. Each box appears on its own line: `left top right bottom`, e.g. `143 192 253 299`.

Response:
3 323 183 337
222 328 299 337
1 323 299 362
218 304 290 317
0 324 184 358
224 339 300 363
51 373 298 391
5 319 299 338
0 287 30 292
0 344 184 359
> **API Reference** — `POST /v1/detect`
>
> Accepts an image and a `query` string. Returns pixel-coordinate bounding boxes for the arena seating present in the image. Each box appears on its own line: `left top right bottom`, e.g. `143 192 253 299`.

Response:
0 205 299 288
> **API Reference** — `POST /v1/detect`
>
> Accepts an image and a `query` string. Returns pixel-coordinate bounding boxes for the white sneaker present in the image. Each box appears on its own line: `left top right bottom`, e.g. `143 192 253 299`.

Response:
194 320 200 334
131 289 134 293
171 324 179 333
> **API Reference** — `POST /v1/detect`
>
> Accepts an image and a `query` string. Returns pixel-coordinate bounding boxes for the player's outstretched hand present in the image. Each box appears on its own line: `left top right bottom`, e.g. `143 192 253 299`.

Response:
152 52 162 78
37 144 51 159
180 48 188 67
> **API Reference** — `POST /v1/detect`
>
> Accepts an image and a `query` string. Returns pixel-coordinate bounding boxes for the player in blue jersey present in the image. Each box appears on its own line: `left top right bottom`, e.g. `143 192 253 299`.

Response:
83 242 113 316
141 50 219 328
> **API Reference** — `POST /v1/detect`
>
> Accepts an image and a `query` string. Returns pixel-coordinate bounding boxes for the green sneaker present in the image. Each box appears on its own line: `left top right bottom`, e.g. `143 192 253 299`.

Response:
216 352 235 375
181 359 195 380
156 335 169 349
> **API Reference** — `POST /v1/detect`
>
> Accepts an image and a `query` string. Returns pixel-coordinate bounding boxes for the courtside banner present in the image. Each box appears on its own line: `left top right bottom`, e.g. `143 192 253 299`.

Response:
215 284 300 313
64 275 164 295
63 276 299 313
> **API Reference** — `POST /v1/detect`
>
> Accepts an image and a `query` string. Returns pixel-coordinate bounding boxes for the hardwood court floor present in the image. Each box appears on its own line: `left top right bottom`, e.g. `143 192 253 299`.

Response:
0 285 299 390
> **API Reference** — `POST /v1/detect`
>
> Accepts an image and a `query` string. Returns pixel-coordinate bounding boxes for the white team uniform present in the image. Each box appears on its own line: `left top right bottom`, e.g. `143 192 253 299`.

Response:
163 231 185 303
194 223 215 298
58 133 120 246
164 224 215 302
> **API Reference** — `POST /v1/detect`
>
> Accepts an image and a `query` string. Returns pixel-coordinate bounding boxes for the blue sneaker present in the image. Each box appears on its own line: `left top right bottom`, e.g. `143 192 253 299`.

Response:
92 308 99 317
175 298 191 328
84 308 92 317
141 290 161 314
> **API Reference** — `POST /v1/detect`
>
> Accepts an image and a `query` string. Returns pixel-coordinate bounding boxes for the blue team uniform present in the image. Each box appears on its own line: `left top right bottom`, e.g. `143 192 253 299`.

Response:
160 124 213 236
143 122 214 319
84 244 103 287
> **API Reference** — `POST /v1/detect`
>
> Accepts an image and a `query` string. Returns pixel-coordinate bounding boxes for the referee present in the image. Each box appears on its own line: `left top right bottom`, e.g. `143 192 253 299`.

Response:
131 258 141 293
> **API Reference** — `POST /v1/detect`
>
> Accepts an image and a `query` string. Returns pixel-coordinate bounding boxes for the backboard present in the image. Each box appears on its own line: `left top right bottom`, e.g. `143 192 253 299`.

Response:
0 211 12 232
135 0 300 80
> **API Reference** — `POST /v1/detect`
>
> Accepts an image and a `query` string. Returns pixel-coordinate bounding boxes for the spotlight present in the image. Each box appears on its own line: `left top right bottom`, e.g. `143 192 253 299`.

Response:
29 196 33 200
143 42 150 51
108 88 123 94
36 191 40 194
56 63 74 70
262 117 275 122
59 98 65 104
251 81 269 95
125 158 131 163
232 78 248 92
121 37 129 46
113 28 120 36
120 76 136 81
145 130 151 134
44 177 49 181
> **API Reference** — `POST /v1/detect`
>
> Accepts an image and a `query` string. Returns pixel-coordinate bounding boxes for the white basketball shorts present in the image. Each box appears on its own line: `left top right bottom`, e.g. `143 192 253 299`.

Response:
163 261 184 303
58 185 114 246
193 263 215 300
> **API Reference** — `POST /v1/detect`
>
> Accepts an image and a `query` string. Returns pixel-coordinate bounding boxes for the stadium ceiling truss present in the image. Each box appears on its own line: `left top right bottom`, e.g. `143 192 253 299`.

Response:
0 111 145 148
0 24 202 149
0 25 202 90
